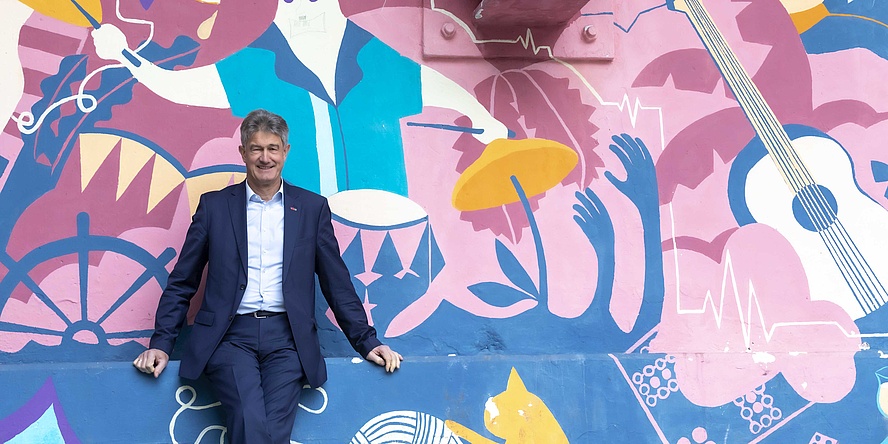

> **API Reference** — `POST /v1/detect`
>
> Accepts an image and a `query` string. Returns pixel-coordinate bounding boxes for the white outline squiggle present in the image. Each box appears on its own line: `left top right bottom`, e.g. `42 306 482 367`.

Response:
298 384 328 414
12 0 155 135
169 384 328 444
170 385 225 444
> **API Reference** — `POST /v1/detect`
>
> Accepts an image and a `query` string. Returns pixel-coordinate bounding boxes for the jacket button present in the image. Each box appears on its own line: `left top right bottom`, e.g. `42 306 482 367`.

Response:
239 284 246 290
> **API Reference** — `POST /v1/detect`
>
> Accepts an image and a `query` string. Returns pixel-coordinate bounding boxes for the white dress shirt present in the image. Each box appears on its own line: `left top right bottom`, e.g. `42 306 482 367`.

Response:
237 181 286 314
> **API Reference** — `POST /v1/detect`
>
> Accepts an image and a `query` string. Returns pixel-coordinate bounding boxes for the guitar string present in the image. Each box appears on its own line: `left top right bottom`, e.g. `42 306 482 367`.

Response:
687 0 887 312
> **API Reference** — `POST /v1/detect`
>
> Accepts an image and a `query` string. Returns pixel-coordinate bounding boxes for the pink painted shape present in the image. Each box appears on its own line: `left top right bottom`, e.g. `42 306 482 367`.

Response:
358 229 387 275
651 224 859 406
354 271 382 287
0 298 66 353
331 220 359 256
189 126 246 169
16 46 64 76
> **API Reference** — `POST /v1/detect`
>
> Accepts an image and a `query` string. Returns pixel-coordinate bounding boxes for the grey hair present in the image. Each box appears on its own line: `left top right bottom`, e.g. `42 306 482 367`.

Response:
240 109 289 147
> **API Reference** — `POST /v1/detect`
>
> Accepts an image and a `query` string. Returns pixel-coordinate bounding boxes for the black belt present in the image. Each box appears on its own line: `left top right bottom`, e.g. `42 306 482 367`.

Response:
240 310 286 319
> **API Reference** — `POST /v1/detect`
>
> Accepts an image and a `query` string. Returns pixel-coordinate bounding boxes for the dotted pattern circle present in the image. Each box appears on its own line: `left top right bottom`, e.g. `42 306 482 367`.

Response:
631 355 679 407
732 384 782 434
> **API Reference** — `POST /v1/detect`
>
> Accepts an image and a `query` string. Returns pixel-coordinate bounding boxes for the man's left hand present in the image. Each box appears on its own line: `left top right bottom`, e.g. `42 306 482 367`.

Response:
366 345 403 372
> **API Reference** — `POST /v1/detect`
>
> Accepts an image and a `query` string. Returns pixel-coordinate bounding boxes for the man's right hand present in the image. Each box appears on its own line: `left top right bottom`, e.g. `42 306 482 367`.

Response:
133 348 170 378
91 23 129 63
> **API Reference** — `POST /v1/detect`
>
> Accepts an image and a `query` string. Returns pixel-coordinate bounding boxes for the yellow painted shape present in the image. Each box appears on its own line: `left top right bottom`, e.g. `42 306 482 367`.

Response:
789 3 829 33
117 138 154 200
79 133 120 191
19 0 102 27
197 11 219 40
452 138 578 211
185 172 244 215
147 156 184 213
445 420 498 444
484 368 568 444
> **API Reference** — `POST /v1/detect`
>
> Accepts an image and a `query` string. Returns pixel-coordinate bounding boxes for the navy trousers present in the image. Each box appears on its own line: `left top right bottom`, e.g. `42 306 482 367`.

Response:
204 314 306 444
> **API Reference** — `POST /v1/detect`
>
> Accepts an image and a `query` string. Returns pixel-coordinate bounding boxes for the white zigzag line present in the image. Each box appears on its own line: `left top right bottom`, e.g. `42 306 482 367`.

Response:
429 0 667 151
668 203 886 347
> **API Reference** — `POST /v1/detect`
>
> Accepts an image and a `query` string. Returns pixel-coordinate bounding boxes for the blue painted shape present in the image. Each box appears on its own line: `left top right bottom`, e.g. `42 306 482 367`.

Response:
792 184 838 231
468 282 533 307
405 122 485 134
800 0 888 60
874 161 888 182
495 239 539 298
874 161 888 200
510 176 548 301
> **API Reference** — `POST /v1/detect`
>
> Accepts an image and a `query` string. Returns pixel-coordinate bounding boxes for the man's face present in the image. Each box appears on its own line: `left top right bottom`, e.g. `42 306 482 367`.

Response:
239 130 289 189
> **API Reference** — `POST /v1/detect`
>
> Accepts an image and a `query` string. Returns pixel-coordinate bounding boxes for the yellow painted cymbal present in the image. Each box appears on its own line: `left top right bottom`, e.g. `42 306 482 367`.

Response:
452 138 578 211
20 0 102 28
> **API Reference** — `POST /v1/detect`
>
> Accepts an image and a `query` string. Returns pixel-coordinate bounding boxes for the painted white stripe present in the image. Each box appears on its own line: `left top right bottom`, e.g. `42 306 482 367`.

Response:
310 93 338 196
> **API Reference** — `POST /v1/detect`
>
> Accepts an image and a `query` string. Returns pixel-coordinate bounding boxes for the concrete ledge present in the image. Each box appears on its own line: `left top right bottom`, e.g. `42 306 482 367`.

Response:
2 353 886 443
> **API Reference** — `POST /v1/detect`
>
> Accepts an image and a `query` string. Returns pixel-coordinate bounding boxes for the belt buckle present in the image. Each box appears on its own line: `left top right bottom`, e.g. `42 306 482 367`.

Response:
252 311 268 319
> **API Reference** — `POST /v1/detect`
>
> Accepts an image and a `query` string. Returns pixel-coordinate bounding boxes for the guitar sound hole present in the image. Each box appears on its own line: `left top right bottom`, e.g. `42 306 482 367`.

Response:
792 184 838 232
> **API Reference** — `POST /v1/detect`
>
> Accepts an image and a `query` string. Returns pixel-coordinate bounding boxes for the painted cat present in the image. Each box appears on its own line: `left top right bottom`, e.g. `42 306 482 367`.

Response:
447 367 568 443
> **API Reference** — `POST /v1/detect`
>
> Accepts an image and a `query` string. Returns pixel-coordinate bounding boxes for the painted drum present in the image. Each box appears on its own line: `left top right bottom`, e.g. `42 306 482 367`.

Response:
327 189 444 332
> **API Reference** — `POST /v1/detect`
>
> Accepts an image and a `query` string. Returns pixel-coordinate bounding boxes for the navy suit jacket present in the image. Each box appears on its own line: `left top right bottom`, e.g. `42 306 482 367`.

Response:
149 181 381 387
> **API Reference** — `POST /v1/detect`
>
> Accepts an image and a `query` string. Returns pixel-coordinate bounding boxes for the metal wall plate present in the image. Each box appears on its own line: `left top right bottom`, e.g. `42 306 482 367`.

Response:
423 0 615 61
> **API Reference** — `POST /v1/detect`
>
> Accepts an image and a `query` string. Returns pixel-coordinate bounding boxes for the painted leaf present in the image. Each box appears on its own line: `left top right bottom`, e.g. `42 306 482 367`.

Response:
467 282 533 308
494 239 538 298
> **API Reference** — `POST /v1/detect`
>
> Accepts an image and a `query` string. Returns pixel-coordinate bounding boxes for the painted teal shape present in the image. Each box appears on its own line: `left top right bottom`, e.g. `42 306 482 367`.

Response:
217 22 422 196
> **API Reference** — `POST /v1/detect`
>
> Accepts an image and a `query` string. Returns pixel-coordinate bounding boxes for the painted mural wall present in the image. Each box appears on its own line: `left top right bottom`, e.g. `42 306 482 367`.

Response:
1 0 887 442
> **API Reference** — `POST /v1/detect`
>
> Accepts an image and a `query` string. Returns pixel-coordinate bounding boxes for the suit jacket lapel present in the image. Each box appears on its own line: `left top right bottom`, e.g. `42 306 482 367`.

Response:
283 182 302 283
229 182 248 275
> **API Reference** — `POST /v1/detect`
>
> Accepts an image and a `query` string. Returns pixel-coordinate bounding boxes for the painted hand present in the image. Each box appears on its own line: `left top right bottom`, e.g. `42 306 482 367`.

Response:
133 348 170 378
605 134 658 218
365 345 404 373
91 23 129 63
573 187 615 257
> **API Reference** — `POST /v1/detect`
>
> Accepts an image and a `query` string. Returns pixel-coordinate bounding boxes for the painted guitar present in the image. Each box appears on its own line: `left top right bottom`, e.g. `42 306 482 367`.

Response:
668 0 888 320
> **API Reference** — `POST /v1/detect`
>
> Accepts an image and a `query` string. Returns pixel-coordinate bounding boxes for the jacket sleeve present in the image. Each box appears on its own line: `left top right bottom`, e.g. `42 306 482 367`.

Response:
148 195 210 355
314 199 382 358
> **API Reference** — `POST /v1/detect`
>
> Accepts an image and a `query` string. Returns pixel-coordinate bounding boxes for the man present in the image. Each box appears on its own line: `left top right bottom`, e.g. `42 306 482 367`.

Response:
133 109 402 444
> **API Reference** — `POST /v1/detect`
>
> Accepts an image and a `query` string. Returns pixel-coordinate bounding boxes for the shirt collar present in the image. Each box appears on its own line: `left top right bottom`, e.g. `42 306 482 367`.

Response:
246 180 284 203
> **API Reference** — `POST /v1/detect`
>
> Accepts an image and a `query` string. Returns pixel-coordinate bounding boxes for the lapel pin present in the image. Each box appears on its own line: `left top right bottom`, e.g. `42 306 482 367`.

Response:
290 206 298 212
